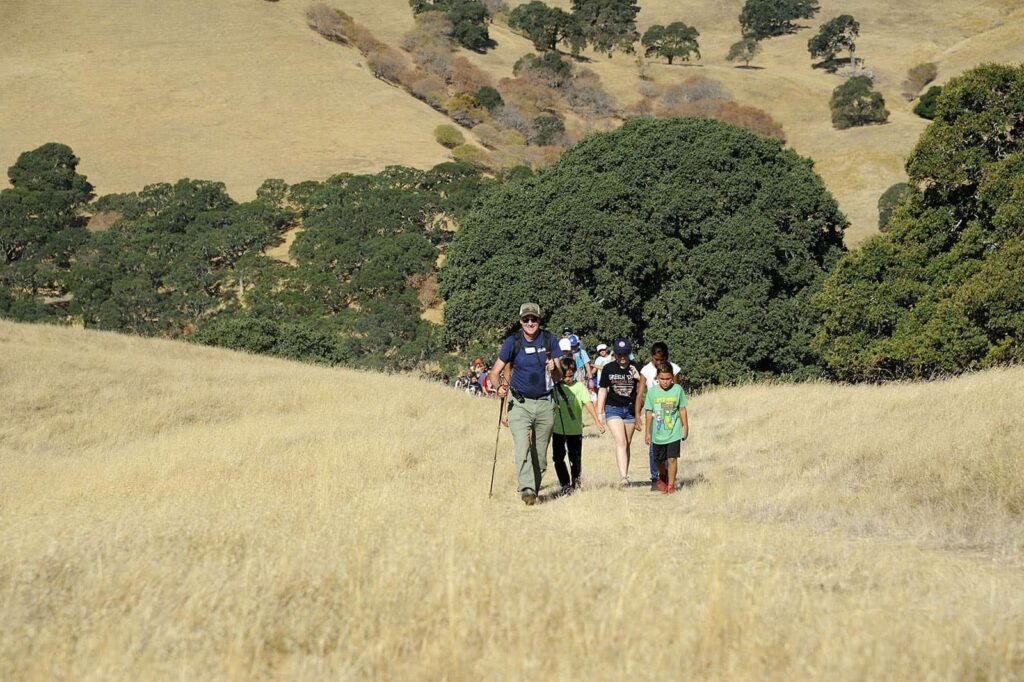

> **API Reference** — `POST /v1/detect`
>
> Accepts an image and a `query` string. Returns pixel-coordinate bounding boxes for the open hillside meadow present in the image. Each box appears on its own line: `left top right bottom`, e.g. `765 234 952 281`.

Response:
2 320 1023 679
2 0 1023 242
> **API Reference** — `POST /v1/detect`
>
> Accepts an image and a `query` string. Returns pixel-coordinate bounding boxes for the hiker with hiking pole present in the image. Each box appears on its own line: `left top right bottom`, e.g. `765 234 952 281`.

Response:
487 303 563 506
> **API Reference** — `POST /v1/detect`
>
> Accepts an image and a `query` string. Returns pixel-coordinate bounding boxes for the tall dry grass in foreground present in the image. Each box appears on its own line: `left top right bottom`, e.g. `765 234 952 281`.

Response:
1 320 1023 680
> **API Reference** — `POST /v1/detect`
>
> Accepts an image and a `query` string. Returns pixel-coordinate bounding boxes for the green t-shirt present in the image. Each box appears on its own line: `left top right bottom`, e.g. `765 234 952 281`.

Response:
553 380 591 436
643 383 687 445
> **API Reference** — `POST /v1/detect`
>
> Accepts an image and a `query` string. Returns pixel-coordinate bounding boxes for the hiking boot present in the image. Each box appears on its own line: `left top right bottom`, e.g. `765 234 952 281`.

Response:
559 485 573 497
522 491 538 506
656 479 668 493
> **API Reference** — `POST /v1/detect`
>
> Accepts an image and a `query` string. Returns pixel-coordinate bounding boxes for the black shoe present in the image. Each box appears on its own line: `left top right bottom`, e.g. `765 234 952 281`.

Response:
522 491 538 506
650 478 660 492
559 485 573 497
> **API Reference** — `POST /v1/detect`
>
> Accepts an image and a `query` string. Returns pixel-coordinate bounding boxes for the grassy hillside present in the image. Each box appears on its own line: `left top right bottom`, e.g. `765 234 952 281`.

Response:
4 1 1022 242
2 320 1022 679
0 0 453 199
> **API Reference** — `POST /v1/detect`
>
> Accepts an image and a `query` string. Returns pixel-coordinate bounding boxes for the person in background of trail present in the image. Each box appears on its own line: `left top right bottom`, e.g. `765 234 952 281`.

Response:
596 337 643 487
635 342 683 491
553 356 605 494
643 362 689 494
489 303 563 506
593 343 612 380
562 328 594 386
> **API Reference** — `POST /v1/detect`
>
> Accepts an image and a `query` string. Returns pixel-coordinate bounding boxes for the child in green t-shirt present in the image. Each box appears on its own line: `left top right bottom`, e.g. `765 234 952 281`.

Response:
643 363 689 494
553 357 604 493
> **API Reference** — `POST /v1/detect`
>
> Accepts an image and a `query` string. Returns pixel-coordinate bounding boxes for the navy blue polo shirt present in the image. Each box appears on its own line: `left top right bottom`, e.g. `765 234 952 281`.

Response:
498 331 563 399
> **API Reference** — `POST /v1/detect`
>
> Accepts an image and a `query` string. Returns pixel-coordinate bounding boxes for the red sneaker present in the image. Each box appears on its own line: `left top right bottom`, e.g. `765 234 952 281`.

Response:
665 484 676 495
656 479 668 492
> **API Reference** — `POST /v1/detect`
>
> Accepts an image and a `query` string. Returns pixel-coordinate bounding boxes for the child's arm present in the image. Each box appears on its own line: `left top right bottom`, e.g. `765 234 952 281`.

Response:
644 409 653 444
583 397 605 433
681 407 689 440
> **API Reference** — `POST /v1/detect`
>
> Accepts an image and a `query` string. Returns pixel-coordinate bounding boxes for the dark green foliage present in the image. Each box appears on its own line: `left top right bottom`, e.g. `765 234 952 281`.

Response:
531 114 565 145
508 1 585 54
815 64 1024 380
807 14 858 67
830 76 888 129
192 315 347 364
877 182 916 232
410 0 491 50
441 117 847 386
570 0 640 56
0 143 93 319
641 22 700 65
513 52 572 87
740 0 819 40
913 85 942 120
474 85 503 111
67 179 292 335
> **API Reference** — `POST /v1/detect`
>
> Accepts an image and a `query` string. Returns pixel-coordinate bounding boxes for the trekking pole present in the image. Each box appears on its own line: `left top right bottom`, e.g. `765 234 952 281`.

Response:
488 392 507 498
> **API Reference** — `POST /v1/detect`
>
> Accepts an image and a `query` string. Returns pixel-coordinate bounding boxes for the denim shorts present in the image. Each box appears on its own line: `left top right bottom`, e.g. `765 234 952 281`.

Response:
604 404 635 423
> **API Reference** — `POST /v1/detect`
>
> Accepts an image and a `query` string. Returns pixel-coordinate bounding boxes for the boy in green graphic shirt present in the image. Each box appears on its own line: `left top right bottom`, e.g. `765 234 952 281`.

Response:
643 363 689 494
553 357 604 493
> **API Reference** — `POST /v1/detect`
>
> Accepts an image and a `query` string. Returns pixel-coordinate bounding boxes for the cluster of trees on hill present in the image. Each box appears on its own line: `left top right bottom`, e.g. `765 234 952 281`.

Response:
4 64 1020 385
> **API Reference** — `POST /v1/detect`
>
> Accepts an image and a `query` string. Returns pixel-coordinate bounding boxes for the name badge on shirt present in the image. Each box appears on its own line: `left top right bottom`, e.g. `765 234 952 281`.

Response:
524 346 539 354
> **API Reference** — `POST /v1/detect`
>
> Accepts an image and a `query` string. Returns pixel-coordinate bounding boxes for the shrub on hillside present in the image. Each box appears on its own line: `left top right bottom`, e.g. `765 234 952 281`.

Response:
513 52 572 88
913 85 942 120
566 68 617 117
876 182 915 232
815 63 1024 380
474 85 503 111
727 37 762 67
451 144 491 169
902 62 937 100
306 4 348 43
445 94 486 126
193 316 346 365
450 57 492 95
366 49 410 83
410 75 448 109
530 114 565 145
473 122 502 148
830 76 888 129
434 124 466 148
440 117 847 385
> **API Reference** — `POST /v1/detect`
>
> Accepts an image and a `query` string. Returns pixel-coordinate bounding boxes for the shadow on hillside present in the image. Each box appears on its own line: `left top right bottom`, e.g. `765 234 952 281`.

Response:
734 65 765 70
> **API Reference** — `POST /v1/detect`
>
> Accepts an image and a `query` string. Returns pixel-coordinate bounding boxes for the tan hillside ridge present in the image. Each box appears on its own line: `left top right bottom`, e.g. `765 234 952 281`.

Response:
339 0 1024 244
2 319 1023 678
0 0 456 200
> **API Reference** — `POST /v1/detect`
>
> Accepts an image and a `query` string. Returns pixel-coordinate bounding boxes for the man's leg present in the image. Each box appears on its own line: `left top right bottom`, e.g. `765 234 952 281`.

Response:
530 398 555 493
508 401 536 496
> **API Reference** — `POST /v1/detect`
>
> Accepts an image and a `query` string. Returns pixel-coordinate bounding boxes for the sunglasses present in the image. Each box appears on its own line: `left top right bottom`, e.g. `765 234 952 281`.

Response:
520 316 540 323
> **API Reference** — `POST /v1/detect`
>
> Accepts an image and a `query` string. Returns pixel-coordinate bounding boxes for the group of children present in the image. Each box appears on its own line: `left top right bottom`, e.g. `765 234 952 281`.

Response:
549 338 690 496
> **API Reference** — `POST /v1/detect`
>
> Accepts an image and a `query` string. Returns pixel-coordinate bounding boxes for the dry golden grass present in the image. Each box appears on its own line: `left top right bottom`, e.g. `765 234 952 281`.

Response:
2 320 1023 679
0 0 452 199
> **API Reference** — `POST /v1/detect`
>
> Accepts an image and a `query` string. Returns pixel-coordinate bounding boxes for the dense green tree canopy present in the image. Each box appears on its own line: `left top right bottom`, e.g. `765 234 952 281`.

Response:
913 85 942 120
508 1 585 54
441 117 847 385
815 63 1024 380
641 22 701 65
68 179 291 335
808 14 859 67
830 76 888 129
0 143 93 319
740 0 819 40
570 0 640 56
410 0 490 50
